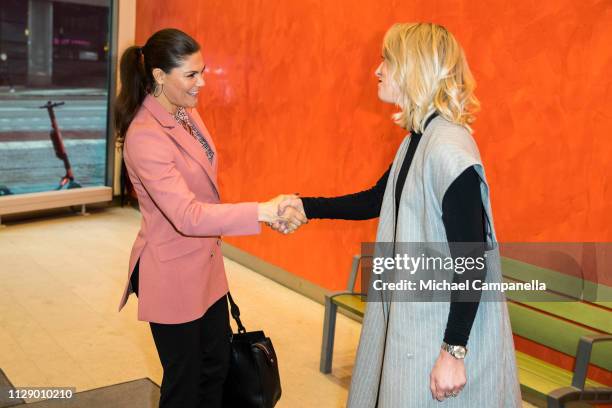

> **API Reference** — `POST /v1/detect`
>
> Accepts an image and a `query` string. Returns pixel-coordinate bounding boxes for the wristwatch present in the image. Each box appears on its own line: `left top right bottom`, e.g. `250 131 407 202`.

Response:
441 342 467 359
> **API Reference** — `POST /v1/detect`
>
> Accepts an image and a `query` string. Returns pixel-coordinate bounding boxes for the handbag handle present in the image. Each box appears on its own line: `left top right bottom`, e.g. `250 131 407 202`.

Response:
253 342 277 365
227 292 247 334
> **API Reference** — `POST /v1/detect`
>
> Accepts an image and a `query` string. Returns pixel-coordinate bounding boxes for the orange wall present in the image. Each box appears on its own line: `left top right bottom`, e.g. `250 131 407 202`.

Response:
135 1 612 290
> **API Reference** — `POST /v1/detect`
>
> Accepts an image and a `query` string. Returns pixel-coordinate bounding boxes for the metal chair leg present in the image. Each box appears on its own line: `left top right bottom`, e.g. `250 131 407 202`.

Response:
320 296 338 373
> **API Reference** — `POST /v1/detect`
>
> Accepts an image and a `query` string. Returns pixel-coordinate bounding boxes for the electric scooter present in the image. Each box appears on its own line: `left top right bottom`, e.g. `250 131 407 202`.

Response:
0 100 81 196
39 100 81 190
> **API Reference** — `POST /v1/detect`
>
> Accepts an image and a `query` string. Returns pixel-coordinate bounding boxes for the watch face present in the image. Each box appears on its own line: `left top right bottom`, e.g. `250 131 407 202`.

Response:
442 343 467 358
453 346 466 359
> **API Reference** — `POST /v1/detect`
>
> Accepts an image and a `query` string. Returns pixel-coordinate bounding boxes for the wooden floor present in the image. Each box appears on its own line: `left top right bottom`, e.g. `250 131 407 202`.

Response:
0 206 536 407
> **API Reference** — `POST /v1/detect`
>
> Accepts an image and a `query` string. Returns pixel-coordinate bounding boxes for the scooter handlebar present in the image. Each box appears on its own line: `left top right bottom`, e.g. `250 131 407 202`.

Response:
38 101 65 109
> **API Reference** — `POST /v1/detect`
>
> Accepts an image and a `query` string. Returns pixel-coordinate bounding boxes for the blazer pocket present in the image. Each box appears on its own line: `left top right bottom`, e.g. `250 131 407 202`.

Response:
156 237 203 262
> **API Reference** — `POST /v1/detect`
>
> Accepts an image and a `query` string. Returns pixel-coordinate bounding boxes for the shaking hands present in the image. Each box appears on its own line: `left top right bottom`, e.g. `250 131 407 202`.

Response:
257 194 308 234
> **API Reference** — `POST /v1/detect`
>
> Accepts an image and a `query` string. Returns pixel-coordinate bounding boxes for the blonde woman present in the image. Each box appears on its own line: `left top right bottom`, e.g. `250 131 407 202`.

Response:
277 23 521 407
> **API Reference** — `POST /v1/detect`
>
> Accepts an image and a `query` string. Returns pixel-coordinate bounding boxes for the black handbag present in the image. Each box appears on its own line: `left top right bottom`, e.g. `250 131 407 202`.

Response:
223 292 282 408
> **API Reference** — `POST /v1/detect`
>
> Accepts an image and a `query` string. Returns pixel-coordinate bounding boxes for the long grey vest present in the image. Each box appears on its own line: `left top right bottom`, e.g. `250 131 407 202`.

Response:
347 116 521 408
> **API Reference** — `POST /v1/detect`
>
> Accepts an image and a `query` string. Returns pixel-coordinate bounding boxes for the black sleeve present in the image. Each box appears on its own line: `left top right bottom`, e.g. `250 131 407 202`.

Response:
300 164 391 220
442 166 487 347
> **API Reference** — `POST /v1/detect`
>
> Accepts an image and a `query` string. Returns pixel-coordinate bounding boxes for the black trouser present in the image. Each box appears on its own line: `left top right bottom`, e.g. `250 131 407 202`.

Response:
131 262 231 408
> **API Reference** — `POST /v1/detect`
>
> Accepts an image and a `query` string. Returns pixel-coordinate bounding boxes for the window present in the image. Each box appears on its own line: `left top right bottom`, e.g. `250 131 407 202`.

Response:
0 0 113 196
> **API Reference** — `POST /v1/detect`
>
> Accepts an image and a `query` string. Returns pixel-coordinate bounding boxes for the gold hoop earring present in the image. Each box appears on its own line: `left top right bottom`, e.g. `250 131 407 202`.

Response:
153 84 163 97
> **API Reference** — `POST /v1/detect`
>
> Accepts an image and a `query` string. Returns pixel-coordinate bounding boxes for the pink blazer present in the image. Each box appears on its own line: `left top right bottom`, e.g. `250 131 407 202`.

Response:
118 95 261 324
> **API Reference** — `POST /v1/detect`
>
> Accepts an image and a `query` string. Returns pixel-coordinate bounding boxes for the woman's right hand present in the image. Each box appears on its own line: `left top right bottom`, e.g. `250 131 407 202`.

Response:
258 195 307 233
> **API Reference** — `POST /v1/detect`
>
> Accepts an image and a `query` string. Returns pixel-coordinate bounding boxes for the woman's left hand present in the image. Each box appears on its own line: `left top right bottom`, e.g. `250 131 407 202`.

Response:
429 349 466 402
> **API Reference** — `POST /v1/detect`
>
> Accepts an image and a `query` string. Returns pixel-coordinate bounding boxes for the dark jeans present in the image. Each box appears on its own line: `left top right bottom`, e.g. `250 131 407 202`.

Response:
131 262 231 408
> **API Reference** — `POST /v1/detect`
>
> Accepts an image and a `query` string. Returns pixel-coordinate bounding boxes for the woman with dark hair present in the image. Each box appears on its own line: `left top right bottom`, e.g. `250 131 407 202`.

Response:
115 28 304 408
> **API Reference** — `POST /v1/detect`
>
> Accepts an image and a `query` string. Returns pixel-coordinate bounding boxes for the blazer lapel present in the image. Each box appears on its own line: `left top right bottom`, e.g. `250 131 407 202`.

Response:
142 95 219 196
187 109 219 174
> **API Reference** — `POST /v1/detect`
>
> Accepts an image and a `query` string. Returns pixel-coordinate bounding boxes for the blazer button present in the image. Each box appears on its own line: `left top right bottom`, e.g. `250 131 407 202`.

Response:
210 251 214 258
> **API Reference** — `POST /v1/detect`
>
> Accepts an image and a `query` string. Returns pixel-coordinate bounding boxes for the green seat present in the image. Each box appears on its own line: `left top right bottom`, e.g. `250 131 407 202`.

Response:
500 256 612 406
516 351 605 404
331 293 366 316
320 255 366 374
319 255 612 408
507 302 611 371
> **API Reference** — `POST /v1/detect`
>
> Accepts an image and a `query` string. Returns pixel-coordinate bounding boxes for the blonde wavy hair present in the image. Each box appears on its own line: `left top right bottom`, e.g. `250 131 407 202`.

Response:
382 23 480 133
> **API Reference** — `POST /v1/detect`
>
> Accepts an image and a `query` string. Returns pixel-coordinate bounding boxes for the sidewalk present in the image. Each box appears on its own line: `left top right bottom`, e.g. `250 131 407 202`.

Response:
0 90 108 137
0 86 107 100
0 130 104 142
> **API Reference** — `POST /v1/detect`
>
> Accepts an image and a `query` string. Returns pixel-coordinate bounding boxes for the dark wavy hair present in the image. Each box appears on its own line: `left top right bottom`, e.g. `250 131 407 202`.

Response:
114 28 200 139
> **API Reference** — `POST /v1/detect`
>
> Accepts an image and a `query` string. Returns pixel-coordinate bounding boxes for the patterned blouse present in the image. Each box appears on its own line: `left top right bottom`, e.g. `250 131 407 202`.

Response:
174 107 214 164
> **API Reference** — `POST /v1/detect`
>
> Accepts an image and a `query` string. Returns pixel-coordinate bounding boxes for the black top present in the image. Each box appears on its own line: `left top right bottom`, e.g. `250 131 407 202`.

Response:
302 150 486 347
